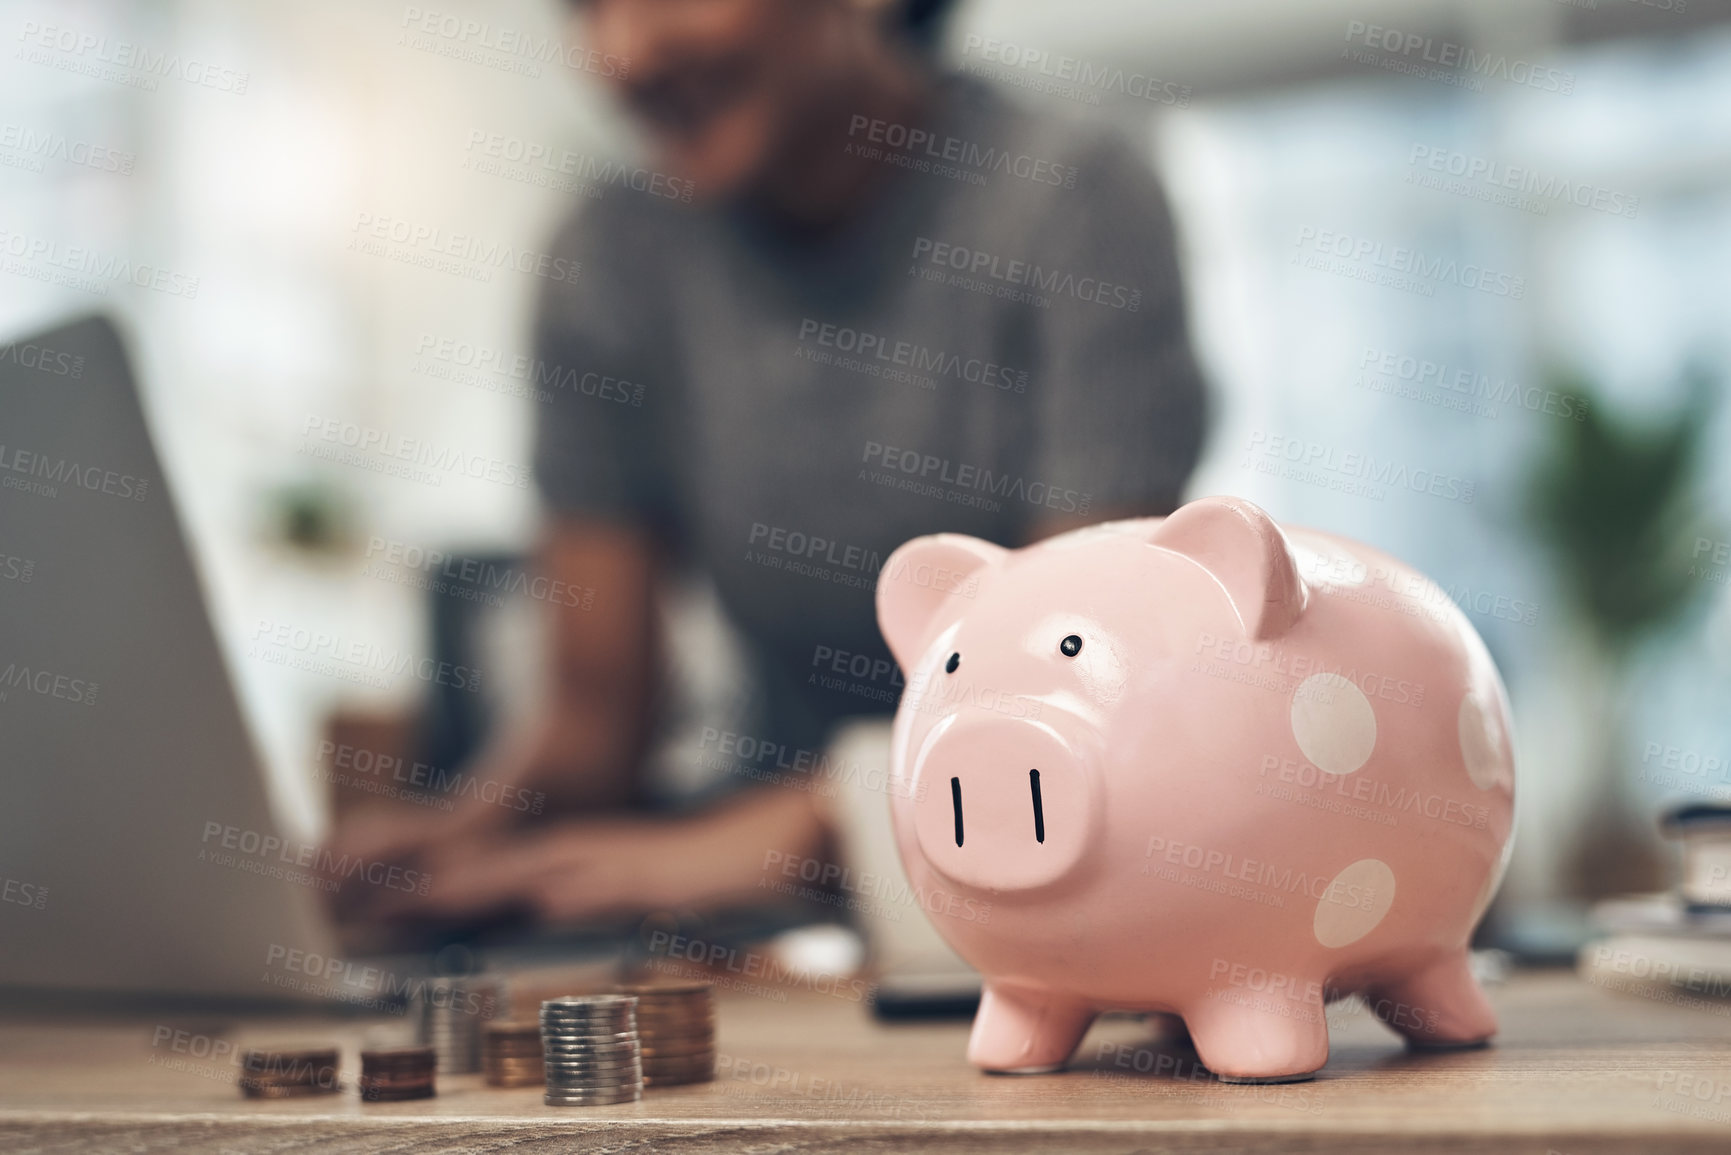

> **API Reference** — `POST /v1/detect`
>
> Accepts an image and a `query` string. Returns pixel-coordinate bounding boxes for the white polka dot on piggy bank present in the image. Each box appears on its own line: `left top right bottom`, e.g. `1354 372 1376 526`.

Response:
876 497 1514 1083
1290 672 1377 776
1314 859 1397 948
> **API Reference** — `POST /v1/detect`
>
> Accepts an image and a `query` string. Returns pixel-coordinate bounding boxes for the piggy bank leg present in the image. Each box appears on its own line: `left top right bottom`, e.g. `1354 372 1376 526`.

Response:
1182 995 1330 1083
1365 950 1497 1049
967 984 1096 1074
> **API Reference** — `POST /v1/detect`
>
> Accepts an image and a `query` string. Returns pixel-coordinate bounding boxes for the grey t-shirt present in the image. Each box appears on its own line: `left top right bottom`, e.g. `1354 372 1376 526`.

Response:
533 76 1205 753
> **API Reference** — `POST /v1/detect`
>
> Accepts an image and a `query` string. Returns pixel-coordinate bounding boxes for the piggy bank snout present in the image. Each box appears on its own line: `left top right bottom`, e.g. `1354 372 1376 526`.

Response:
909 717 1097 893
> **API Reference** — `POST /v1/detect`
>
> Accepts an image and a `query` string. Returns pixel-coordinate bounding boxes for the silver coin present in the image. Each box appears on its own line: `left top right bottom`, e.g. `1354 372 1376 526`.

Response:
540 1030 638 1043
542 1055 642 1069
543 1064 642 1077
545 1077 640 1087
540 1001 636 1020
545 1075 641 1087
541 1052 642 1066
540 1005 636 1018
540 1018 636 1029
540 1008 635 1019
540 1059 643 1073
547 1074 643 1084
543 1091 642 1107
540 1020 636 1034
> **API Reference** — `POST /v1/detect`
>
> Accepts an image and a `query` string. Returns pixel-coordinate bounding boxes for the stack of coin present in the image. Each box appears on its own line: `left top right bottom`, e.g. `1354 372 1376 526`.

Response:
358 1045 436 1101
622 981 715 1087
480 1019 544 1087
539 995 642 1107
415 975 505 1074
238 1046 341 1098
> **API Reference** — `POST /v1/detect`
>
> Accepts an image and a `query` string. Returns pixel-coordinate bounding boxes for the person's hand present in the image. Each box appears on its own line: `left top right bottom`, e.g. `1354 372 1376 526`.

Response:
378 818 713 925
372 786 830 926
322 719 554 879
325 801 466 870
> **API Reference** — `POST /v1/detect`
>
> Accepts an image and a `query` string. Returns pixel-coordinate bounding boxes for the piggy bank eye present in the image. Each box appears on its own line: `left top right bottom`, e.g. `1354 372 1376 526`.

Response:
1059 634 1083 657
945 652 961 674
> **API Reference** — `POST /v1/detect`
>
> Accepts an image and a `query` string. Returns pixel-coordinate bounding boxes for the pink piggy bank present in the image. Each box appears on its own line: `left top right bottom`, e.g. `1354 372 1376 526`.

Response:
875 496 1515 1083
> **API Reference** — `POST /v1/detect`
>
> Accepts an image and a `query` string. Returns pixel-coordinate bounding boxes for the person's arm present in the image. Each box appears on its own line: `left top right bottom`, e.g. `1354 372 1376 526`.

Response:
330 192 679 870
516 518 661 810
354 516 834 922
326 518 660 871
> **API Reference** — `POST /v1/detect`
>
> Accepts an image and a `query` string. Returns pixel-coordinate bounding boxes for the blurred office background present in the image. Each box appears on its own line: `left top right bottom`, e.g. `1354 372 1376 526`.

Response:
3 0 1729 940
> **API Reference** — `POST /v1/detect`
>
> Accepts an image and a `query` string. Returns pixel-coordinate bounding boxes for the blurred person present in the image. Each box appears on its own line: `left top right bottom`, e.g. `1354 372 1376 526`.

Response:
329 0 1206 929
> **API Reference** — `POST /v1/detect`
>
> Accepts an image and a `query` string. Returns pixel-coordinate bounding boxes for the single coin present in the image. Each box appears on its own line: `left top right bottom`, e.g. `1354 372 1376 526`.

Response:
543 1090 643 1107
638 1038 715 1054
541 1055 643 1070
542 1064 644 1079
644 1057 714 1069
541 1057 641 1072
241 1047 340 1066
636 1012 714 1025
541 1045 641 1060
539 1006 636 1017
540 1044 640 1056
360 1085 435 1102
239 1080 343 1098
641 1051 716 1067
360 1045 436 1062
616 980 711 994
483 1020 540 1035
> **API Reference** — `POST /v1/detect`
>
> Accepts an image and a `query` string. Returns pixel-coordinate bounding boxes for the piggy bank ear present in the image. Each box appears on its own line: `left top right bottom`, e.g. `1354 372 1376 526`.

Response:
876 534 1006 671
1148 496 1307 640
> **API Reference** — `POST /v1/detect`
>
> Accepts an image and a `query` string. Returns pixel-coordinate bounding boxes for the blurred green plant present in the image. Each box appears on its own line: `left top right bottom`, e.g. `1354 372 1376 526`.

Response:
1527 364 1716 658
1526 363 1719 900
263 476 356 556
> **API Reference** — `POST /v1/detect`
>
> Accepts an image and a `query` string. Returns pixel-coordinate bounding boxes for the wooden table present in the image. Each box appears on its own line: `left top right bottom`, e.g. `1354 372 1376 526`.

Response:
2 970 1729 1152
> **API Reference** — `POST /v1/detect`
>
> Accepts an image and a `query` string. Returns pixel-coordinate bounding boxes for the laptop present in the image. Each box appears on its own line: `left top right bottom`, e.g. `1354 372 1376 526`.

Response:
0 314 337 1001
0 312 979 1012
